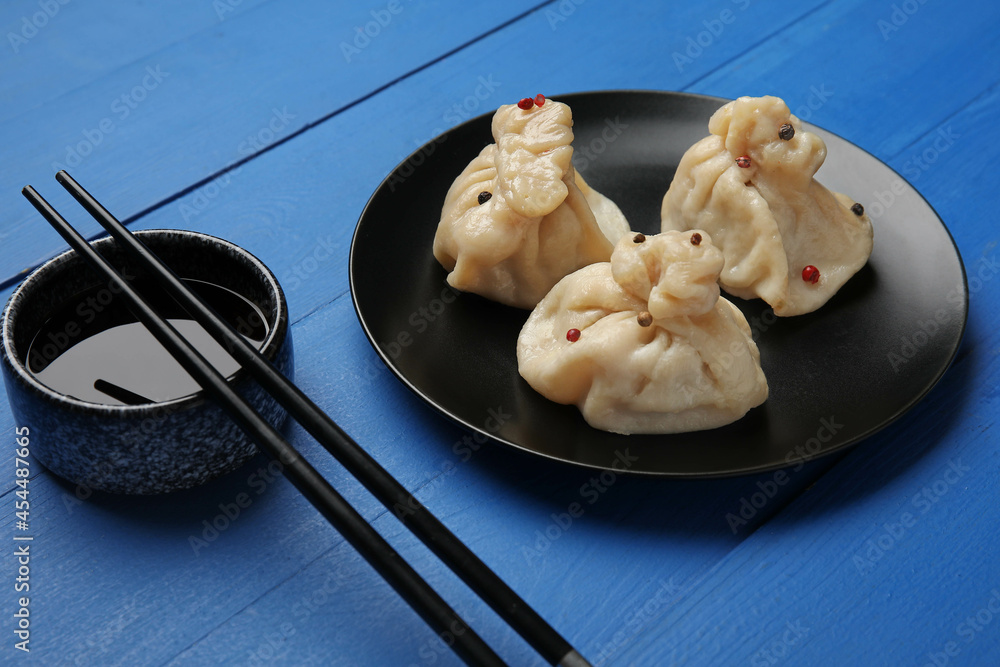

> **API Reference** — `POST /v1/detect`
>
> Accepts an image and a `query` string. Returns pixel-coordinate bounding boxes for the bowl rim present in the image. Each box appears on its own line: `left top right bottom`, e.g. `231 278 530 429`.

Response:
1 228 287 415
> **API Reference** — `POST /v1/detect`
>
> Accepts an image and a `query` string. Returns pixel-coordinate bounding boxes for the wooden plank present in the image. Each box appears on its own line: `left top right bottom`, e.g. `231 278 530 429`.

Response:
0 0 270 123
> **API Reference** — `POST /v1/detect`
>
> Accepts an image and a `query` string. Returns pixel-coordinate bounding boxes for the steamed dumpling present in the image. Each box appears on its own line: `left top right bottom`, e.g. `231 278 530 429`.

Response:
661 95 873 316
434 99 630 309
517 230 768 434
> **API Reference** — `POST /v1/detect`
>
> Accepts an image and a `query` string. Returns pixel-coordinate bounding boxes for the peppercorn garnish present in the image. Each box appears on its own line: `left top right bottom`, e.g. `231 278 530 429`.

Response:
477 191 492 205
802 265 820 284
566 328 581 342
736 155 751 168
637 312 653 327
851 203 864 216
779 123 795 141
517 98 534 110
633 233 646 243
534 94 546 107
690 232 702 246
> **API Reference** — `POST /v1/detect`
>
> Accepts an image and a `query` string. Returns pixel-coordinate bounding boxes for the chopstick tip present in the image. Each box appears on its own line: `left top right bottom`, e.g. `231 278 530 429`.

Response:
558 650 594 667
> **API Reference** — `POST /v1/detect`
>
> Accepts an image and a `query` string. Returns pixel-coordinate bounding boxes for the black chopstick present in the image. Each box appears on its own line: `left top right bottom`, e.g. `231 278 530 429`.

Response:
53 172 591 667
21 184 506 667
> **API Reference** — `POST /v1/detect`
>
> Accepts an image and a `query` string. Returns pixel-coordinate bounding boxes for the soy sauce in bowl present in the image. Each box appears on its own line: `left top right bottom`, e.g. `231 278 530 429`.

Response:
26 278 268 406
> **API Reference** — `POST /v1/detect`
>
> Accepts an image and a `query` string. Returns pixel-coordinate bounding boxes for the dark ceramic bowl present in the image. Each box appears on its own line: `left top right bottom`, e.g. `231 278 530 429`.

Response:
1 229 293 494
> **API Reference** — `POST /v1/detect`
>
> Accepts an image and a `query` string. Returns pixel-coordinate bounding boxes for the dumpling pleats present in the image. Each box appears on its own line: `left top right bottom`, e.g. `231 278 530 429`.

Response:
661 95 873 316
517 232 768 434
434 100 630 309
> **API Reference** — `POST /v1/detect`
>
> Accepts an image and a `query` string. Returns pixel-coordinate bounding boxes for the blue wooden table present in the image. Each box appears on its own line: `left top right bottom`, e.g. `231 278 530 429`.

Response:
2 1 998 665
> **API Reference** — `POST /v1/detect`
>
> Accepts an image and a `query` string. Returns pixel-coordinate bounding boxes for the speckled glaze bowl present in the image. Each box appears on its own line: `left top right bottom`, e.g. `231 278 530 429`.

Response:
1 229 292 494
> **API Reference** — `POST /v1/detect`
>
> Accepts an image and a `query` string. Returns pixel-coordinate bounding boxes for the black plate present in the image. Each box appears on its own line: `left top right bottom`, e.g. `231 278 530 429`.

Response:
349 91 967 477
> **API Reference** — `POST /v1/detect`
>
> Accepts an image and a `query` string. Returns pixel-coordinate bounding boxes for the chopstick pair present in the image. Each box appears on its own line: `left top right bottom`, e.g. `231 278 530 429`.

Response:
22 173 591 667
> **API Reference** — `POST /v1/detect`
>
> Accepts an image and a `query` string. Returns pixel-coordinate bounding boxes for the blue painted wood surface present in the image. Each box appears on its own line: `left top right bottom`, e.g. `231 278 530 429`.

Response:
1 1 998 665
